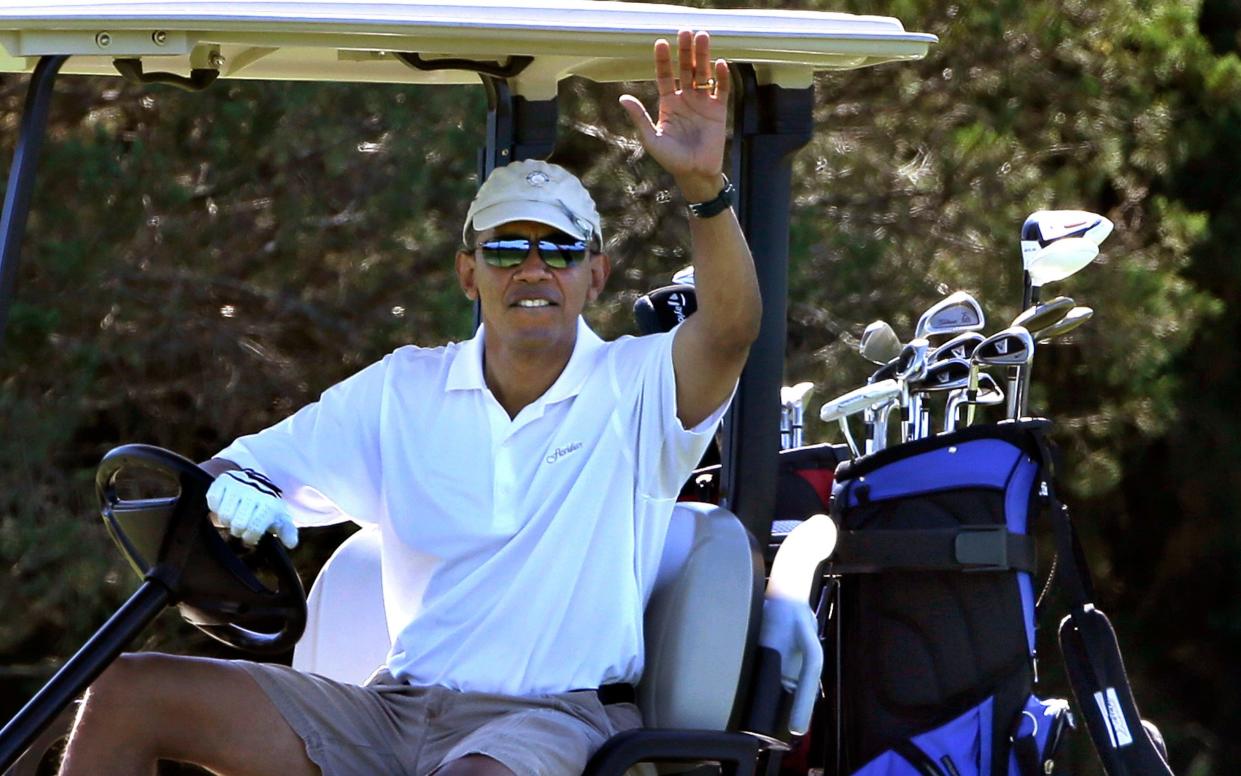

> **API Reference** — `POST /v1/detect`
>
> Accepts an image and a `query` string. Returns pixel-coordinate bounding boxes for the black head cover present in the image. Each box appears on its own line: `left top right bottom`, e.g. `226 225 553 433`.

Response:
1059 607 1174 776
633 283 697 335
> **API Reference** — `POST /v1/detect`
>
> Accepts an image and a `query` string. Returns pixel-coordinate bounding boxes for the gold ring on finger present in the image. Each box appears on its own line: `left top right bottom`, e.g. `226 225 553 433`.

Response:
691 78 715 90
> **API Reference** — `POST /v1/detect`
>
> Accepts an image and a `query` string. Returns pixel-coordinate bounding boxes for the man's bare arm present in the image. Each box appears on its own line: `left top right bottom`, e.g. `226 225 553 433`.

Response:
199 458 241 478
619 30 761 428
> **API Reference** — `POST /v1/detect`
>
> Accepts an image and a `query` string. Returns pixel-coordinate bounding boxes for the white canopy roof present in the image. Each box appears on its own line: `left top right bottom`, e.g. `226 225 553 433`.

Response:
0 1 935 97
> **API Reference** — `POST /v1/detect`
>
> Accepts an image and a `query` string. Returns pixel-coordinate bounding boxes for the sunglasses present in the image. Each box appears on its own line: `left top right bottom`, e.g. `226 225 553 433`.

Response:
476 233 590 269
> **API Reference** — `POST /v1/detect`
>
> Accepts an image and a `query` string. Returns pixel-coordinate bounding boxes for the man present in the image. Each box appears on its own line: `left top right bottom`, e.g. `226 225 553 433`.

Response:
60 30 760 776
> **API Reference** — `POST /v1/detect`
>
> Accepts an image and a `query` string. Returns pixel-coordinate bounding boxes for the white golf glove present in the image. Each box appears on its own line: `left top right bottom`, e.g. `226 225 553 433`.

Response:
206 468 299 549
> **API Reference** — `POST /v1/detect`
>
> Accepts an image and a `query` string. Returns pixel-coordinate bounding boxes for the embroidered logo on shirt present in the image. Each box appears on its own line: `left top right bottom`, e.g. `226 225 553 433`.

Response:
546 442 583 465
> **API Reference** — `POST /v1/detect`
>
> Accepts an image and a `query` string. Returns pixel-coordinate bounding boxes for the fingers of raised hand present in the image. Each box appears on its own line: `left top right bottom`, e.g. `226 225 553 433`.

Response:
678 30 695 91
654 38 675 96
693 31 711 84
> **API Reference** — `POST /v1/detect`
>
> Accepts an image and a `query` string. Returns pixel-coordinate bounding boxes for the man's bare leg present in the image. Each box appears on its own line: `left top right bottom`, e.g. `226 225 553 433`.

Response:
60 652 319 776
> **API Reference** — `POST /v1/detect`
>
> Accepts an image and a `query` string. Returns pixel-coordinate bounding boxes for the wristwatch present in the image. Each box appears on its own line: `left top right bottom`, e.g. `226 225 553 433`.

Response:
687 175 735 219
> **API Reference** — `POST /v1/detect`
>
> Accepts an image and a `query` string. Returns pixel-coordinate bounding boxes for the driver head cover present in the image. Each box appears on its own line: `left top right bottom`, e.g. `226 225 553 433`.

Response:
464 160 602 247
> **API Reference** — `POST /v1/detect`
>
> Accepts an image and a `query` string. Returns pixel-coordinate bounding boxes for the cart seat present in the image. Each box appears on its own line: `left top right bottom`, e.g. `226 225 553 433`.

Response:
293 502 763 733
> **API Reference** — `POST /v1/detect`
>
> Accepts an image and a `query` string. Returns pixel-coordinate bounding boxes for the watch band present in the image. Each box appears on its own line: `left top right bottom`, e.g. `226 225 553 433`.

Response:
686 176 735 219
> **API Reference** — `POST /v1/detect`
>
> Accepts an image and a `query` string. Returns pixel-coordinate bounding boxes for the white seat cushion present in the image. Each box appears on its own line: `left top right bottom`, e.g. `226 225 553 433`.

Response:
293 503 760 732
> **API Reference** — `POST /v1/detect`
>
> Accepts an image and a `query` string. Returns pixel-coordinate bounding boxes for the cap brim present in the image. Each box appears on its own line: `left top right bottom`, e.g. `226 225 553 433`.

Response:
470 201 591 241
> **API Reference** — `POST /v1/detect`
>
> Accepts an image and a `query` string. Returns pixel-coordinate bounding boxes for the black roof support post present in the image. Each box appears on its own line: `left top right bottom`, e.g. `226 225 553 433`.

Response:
0 54 67 355
477 75 559 177
473 76 559 327
720 65 814 545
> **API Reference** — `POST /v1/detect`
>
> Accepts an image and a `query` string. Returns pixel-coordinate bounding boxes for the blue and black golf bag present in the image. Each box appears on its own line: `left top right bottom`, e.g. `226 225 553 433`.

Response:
826 420 1172 776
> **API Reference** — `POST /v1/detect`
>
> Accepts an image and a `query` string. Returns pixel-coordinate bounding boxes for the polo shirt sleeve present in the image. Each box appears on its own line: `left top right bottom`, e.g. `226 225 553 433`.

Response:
215 357 389 527
617 328 733 500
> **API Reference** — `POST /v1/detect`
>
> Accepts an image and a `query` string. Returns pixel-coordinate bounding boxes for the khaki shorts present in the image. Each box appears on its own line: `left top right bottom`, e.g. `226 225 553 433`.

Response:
236 662 642 776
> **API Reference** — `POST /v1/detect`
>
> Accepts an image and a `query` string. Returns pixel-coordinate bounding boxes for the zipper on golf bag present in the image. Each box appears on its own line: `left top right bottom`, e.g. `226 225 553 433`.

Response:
827 420 1074 776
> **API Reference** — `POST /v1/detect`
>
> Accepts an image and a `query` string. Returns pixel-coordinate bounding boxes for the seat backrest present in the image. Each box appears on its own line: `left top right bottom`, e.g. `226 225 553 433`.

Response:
640 502 763 729
293 504 763 731
291 525 389 684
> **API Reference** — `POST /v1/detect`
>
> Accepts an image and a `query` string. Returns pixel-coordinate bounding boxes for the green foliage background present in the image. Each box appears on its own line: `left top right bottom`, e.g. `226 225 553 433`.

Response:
1 0 1239 772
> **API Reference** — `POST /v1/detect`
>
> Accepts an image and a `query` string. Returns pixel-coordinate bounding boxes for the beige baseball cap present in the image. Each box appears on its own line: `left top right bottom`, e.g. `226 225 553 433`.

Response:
464 160 602 246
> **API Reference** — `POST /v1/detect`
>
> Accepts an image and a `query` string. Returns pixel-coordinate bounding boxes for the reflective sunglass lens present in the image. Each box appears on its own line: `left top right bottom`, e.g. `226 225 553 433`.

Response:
478 236 588 269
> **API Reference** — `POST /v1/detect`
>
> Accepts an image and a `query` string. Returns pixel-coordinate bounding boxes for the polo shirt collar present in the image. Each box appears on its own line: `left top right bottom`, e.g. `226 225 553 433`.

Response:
446 317 605 405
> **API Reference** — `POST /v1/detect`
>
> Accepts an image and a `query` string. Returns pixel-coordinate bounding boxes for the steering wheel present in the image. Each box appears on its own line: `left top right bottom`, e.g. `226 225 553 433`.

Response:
95 444 306 654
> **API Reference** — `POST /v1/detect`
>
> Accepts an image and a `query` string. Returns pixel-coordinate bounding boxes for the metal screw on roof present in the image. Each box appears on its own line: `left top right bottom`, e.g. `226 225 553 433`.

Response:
152 31 168 46
208 51 226 68
95 32 111 48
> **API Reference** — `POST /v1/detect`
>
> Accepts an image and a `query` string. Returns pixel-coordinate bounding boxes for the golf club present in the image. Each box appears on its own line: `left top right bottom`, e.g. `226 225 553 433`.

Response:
914 291 985 340
908 357 972 439
859 320 902 365
819 378 903 457
1034 305 1093 343
972 326 1035 419
1020 210 1112 307
780 381 815 450
944 372 1005 432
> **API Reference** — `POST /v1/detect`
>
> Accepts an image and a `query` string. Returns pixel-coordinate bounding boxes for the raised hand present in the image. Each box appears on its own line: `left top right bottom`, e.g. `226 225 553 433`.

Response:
619 30 729 196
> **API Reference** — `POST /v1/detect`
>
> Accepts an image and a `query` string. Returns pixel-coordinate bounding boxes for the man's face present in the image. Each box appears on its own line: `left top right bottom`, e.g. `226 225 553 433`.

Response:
456 220 610 351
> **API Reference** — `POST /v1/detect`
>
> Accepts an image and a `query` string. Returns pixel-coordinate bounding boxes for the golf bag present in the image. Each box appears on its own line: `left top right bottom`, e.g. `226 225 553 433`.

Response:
826 420 1170 776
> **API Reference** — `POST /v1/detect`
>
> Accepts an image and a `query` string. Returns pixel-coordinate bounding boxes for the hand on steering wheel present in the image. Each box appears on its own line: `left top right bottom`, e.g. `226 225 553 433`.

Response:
207 468 299 549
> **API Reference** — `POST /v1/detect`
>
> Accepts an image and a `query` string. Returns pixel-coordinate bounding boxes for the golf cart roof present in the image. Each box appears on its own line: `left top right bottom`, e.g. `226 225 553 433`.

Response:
0 1 935 97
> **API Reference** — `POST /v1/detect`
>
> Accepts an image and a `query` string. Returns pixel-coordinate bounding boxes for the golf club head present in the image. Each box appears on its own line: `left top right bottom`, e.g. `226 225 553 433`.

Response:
1025 237 1100 286
860 320 902 365
632 284 697 335
974 326 1035 366
915 291 985 339
896 337 931 381
869 357 900 384
1021 210 1113 263
1035 306 1094 342
819 379 902 423
976 372 1005 404
930 332 984 364
1012 296 1075 333
781 381 815 407
913 357 973 393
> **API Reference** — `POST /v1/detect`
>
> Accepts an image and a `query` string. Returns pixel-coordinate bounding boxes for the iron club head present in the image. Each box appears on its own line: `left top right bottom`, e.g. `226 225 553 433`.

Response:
930 331 984 364
1012 296 1075 333
915 291 985 340
1035 305 1093 342
974 326 1035 366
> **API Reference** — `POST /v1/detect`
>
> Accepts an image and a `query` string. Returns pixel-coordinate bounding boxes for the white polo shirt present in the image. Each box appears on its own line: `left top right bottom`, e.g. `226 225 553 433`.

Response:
217 317 726 696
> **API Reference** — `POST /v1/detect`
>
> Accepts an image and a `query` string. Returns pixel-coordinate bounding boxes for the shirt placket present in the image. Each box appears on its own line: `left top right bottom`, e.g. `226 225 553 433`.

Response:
486 400 518 530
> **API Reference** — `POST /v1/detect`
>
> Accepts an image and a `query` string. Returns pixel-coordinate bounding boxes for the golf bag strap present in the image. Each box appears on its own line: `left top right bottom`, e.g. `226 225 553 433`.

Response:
828 527 1037 574
1030 432 1095 608
1033 432 1173 776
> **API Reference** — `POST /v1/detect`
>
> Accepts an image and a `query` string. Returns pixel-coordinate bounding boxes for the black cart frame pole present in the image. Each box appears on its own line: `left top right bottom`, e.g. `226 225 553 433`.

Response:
0 54 67 352
477 76 558 180
720 66 814 546
0 580 169 771
473 77 559 328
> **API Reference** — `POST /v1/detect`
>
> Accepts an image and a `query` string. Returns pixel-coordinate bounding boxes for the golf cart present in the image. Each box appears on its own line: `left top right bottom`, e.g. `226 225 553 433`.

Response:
0 3 1163 775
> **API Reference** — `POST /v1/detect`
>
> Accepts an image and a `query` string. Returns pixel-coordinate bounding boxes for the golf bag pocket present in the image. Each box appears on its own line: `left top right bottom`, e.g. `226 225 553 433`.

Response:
829 422 1051 775
851 695 1072 776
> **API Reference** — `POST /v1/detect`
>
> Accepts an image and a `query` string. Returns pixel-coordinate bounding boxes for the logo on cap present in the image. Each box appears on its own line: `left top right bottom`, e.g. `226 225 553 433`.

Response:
526 171 551 187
